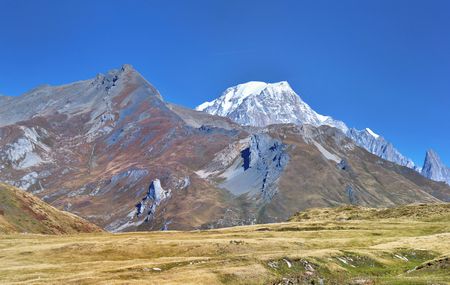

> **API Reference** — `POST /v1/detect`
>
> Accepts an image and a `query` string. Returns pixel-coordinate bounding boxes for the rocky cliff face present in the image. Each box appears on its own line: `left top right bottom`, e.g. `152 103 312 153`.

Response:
197 133 289 203
421 149 450 185
347 128 416 169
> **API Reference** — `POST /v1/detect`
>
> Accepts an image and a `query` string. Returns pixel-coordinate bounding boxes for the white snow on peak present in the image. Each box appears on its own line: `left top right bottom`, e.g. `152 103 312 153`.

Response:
316 113 331 123
196 81 272 117
195 100 214 111
195 81 294 115
233 81 268 98
365 128 380 139
196 80 348 132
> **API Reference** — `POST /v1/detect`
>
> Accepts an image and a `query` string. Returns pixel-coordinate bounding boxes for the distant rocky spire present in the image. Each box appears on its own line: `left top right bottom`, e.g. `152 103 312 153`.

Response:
421 149 450 185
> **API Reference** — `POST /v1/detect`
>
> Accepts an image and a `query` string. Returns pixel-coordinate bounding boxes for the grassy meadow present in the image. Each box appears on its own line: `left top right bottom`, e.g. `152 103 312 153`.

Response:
0 204 449 284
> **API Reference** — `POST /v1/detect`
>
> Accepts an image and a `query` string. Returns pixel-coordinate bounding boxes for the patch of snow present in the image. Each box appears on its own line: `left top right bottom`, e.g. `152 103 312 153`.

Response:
365 128 380 139
195 100 215 111
316 113 330 123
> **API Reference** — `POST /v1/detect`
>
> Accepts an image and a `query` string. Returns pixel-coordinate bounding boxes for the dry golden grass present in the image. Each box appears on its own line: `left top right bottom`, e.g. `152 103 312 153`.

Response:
0 205 449 284
0 183 102 234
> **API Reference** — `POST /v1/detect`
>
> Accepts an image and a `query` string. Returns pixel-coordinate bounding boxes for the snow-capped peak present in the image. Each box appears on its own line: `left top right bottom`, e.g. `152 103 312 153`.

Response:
196 80 348 132
230 81 268 98
196 81 288 117
365 128 380 139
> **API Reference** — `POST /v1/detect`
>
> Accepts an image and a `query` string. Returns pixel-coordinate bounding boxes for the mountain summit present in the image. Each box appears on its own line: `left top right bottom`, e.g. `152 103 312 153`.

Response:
196 81 348 131
421 149 450 184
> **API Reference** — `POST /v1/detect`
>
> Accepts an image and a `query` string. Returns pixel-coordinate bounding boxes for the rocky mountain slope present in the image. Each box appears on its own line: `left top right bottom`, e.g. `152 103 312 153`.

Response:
197 124 449 225
0 66 449 231
0 65 248 231
347 127 416 169
197 81 450 177
0 183 102 234
421 149 450 185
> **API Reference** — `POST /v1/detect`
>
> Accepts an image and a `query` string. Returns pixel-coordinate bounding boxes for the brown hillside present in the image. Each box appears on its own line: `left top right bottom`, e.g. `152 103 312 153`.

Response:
0 183 102 234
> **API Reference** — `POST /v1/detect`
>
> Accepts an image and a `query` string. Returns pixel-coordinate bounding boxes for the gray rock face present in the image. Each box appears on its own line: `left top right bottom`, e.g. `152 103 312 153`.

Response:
220 133 289 202
197 133 289 202
0 64 162 128
421 150 450 185
347 128 416 169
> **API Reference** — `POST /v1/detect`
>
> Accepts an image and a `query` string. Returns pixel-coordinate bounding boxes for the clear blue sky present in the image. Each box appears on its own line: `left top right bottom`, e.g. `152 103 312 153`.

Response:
0 0 449 166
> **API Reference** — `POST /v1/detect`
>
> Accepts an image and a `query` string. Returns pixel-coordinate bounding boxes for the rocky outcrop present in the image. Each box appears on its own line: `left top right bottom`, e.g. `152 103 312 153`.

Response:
421 149 450 185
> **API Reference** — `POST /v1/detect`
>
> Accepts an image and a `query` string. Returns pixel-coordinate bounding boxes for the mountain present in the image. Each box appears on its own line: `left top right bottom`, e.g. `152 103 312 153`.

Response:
0 66 448 232
0 65 246 232
347 128 416 169
0 183 102 234
197 81 419 170
196 124 449 225
421 149 450 185
196 81 349 132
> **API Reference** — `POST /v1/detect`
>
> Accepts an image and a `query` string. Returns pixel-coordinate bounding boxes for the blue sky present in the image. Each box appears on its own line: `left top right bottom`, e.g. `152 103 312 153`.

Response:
0 0 449 166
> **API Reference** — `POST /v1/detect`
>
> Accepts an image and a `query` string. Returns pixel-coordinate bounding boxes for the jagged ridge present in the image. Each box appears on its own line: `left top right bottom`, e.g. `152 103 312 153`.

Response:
197 81 446 176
